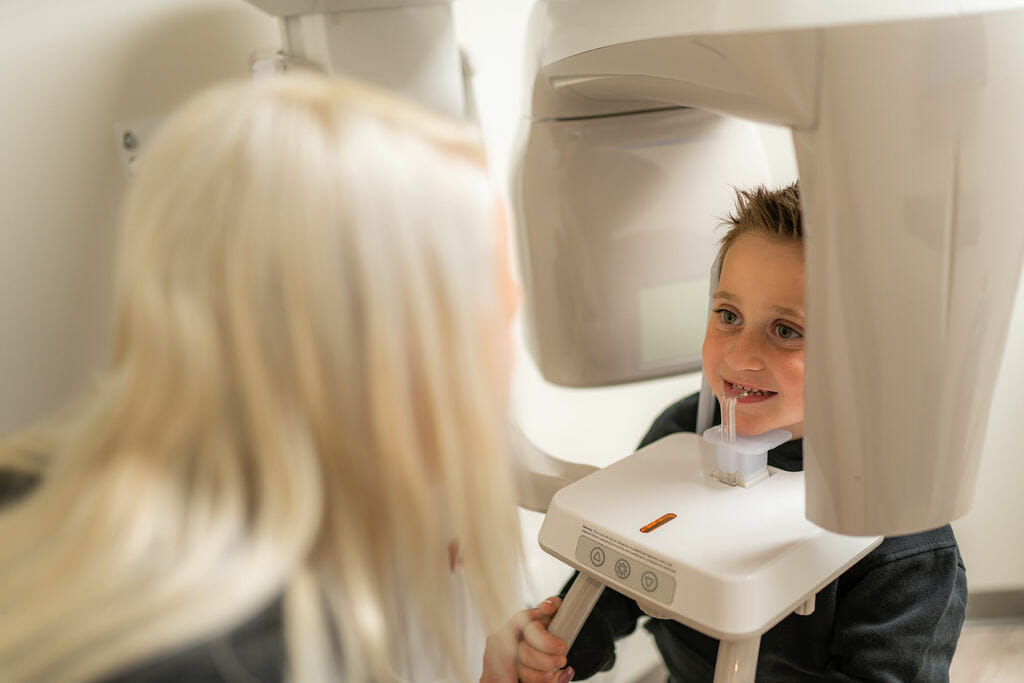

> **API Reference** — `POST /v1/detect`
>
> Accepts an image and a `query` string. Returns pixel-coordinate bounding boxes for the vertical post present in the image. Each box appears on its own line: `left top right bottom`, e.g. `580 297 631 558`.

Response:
714 637 761 683
546 573 605 650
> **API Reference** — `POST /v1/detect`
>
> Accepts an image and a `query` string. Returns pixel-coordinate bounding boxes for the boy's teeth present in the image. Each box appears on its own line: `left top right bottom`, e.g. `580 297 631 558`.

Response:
733 382 770 395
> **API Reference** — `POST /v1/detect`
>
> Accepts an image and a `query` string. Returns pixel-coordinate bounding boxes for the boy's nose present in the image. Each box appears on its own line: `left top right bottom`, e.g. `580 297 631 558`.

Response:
725 330 766 371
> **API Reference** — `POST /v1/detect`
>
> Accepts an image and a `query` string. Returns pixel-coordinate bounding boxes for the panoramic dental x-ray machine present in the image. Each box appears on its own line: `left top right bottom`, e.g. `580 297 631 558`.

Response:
242 1 1024 680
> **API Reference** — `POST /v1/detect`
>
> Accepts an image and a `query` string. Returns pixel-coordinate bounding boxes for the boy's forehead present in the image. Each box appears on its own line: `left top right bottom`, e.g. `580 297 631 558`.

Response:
717 232 805 315
721 230 802 262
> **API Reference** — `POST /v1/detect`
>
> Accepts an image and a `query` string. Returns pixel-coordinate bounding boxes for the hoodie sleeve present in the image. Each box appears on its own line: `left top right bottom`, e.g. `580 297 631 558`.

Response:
823 527 968 682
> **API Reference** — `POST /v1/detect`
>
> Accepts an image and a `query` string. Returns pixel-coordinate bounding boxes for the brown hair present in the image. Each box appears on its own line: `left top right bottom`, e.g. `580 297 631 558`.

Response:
717 181 802 263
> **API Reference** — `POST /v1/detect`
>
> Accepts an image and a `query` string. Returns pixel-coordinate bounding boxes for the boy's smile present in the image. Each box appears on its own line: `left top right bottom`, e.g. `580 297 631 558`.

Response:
703 231 805 438
724 379 776 401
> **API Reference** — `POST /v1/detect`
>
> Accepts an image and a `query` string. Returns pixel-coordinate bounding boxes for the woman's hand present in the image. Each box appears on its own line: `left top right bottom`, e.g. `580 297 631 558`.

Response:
480 596 573 683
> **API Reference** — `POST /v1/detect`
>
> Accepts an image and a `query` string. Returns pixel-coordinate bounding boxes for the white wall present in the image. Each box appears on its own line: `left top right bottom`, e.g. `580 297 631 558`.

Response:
0 0 278 435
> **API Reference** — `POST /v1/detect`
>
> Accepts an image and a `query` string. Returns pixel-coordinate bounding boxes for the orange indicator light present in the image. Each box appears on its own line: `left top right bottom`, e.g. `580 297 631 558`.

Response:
640 513 677 533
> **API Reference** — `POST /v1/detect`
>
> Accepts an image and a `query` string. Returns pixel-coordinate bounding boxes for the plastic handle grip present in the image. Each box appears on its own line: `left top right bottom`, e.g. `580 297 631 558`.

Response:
547 573 605 650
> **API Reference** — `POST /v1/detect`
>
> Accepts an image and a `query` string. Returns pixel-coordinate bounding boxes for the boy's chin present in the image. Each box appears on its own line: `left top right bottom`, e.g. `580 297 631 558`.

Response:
736 417 782 438
737 420 803 440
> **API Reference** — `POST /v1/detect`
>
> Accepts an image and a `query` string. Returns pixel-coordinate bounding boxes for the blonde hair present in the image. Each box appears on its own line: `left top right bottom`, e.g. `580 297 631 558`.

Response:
0 74 521 682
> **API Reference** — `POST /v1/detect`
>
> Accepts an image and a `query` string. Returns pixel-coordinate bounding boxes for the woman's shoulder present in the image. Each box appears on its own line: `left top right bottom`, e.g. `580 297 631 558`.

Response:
100 600 285 683
0 468 40 508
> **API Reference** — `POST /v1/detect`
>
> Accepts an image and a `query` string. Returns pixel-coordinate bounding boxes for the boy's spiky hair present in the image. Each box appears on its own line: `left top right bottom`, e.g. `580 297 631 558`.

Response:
718 181 802 263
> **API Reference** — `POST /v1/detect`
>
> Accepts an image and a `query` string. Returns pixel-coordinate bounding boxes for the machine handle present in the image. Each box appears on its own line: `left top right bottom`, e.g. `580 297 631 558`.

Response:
547 573 605 650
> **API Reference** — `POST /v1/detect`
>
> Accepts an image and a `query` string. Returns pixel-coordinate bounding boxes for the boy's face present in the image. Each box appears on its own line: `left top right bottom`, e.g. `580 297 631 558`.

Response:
702 231 805 438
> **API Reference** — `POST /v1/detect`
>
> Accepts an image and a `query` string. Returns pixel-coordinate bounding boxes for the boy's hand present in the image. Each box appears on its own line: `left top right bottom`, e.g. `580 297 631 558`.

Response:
480 596 574 683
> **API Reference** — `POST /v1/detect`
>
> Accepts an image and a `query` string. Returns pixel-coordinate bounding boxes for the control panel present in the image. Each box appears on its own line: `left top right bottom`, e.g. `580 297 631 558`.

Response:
574 535 675 605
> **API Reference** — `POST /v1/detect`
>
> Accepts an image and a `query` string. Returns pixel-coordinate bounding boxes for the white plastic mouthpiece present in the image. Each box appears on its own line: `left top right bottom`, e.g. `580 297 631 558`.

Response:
705 389 791 487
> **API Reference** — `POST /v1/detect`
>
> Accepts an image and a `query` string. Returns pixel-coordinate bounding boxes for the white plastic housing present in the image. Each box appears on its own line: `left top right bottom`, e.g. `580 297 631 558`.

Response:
515 0 1024 535
243 0 439 13
243 1 465 118
538 433 881 638
512 109 771 386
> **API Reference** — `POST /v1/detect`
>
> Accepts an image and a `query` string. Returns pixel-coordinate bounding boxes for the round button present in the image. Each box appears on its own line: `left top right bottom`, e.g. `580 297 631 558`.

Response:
590 547 606 567
641 571 659 592
615 559 631 579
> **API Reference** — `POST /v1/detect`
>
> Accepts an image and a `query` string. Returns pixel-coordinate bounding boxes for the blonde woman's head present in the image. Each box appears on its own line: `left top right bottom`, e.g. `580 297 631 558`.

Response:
0 73 520 682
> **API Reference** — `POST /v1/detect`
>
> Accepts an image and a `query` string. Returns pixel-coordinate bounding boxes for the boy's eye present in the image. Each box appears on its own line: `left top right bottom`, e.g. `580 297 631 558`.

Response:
775 323 802 340
716 309 740 325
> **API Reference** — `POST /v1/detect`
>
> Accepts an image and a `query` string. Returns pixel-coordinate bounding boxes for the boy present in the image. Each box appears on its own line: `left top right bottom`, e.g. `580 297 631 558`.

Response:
506 182 967 682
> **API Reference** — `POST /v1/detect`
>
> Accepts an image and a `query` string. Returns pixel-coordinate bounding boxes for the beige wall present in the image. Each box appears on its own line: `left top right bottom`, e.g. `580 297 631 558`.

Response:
0 0 277 434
